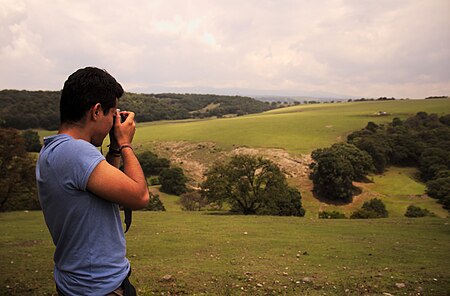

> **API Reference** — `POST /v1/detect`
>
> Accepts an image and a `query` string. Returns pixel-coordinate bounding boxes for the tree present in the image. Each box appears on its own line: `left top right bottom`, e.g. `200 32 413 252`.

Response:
0 128 39 211
419 148 449 181
137 151 170 177
426 176 450 210
21 129 42 152
310 151 355 201
310 143 373 201
326 143 374 181
159 167 187 195
201 155 305 216
179 191 208 211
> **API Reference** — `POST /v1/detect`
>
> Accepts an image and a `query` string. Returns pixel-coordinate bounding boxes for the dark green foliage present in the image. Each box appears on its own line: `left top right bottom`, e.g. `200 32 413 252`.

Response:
404 205 435 217
143 193 166 211
310 151 355 201
318 211 346 219
310 143 373 201
201 155 305 216
419 148 449 181
0 90 275 130
0 128 40 211
179 191 208 211
21 130 42 152
351 198 388 219
137 151 170 177
347 112 450 211
426 177 450 210
0 90 60 130
159 167 188 195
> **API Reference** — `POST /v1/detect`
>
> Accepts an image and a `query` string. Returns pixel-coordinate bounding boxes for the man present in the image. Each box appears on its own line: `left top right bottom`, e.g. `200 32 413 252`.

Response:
36 67 149 295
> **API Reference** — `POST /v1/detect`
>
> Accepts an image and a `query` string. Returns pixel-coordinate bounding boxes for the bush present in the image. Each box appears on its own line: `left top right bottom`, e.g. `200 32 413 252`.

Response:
143 193 165 211
179 191 208 211
404 205 435 218
159 167 188 195
318 211 346 219
426 177 450 210
351 198 388 219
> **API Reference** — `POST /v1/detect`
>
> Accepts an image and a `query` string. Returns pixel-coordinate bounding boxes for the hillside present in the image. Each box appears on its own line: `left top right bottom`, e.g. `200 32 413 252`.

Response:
129 99 450 217
0 90 274 130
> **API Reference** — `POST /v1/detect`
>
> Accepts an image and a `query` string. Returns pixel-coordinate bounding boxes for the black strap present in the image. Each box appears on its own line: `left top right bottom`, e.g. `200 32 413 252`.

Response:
124 207 132 233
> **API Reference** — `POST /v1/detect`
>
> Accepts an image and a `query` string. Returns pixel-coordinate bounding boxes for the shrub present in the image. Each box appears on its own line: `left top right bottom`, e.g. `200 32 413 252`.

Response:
404 205 435 218
318 211 346 219
179 191 208 211
143 193 165 211
159 167 188 195
351 198 388 219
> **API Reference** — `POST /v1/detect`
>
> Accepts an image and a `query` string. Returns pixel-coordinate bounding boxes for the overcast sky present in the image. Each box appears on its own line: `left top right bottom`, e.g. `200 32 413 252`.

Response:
1 0 449 98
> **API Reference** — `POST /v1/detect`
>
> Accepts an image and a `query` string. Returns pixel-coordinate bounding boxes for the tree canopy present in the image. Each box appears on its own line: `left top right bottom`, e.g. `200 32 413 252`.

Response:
347 112 450 210
201 155 305 216
0 128 40 211
310 143 373 201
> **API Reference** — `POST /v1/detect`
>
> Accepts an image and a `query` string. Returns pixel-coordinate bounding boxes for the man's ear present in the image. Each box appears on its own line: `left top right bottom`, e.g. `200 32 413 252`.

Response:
92 103 102 120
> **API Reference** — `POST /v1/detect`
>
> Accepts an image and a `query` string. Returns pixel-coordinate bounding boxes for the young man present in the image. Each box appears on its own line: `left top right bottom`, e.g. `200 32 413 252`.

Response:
36 67 149 295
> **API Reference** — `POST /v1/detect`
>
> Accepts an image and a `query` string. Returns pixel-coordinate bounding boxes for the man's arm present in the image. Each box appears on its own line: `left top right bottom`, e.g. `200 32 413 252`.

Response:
87 112 149 210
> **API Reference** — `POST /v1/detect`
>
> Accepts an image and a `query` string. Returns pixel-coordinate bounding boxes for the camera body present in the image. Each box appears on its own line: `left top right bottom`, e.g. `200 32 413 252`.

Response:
115 109 127 123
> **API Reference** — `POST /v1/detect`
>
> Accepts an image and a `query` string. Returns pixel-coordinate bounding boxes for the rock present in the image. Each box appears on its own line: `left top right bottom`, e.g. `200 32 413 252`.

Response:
162 274 173 281
395 283 405 288
302 277 313 283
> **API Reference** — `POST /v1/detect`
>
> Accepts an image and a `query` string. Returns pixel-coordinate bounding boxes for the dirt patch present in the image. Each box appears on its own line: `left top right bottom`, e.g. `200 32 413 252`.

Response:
151 141 312 187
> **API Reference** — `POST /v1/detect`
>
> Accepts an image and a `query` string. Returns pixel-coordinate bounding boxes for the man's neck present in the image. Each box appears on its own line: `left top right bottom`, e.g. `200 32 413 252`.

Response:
58 122 91 143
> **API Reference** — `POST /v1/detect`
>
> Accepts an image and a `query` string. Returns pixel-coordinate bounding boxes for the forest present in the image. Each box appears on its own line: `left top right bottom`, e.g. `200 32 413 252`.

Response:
0 90 275 130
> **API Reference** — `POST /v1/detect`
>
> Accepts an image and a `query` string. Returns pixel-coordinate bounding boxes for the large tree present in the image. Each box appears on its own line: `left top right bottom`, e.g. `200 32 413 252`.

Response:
0 128 39 211
137 150 170 177
159 167 188 195
201 155 305 216
310 143 374 201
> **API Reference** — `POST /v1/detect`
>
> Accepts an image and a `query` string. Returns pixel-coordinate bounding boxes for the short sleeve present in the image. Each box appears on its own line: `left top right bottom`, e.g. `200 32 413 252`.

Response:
54 139 105 191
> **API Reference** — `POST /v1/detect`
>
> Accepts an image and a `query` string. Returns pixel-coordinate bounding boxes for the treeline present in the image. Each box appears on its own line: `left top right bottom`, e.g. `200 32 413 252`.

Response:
310 112 450 211
0 90 275 130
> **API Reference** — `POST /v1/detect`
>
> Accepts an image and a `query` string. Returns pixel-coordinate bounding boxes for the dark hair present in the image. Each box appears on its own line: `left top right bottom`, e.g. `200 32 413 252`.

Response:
60 67 124 124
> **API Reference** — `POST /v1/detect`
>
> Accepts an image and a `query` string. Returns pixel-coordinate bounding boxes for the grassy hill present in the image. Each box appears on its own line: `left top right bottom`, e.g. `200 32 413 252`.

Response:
39 99 450 217
133 99 450 154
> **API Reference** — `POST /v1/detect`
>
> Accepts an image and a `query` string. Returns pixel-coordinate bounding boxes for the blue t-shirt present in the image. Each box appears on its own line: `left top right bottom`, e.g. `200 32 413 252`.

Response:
36 134 130 295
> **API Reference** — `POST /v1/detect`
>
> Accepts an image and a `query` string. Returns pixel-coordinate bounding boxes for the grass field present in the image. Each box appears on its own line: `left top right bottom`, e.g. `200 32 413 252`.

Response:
1 211 449 295
133 99 450 154
25 99 450 295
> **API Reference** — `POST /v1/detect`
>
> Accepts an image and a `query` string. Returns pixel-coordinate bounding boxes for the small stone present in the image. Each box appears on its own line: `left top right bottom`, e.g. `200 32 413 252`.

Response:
256 283 263 287
244 232 248 235
395 283 405 288
302 277 313 283
162 274 173 281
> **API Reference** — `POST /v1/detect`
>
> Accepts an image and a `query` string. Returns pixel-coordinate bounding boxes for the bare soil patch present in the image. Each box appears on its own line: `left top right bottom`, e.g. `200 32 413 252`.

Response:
151 141 312 187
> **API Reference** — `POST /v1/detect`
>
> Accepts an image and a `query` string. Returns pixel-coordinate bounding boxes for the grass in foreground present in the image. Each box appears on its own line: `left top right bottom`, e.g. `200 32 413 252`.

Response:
1 211 449 295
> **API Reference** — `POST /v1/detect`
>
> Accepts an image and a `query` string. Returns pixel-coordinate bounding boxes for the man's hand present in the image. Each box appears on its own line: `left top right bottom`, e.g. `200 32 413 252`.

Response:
109 110 136 149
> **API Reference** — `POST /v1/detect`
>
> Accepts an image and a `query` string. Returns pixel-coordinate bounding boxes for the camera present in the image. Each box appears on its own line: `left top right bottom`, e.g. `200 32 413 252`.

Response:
115 109 127 122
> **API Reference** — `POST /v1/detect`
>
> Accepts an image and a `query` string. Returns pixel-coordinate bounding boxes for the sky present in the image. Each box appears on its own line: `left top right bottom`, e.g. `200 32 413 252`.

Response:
1 0 449 99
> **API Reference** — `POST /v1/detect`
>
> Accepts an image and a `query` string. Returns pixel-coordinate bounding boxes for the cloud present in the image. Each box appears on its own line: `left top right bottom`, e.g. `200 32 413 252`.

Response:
0 0 449 98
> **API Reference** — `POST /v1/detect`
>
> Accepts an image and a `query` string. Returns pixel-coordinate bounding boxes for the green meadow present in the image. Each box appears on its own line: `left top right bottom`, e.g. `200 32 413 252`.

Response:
18 99 449 295
133 99 450 154
1 211 449 295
